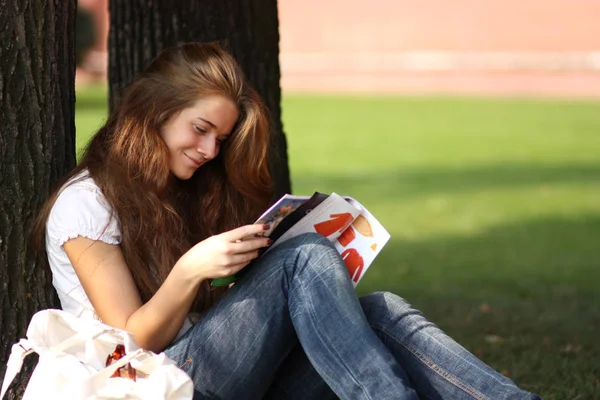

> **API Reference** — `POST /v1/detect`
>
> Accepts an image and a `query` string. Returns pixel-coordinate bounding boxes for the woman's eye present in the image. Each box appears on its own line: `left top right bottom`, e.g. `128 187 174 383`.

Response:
193 124 207 134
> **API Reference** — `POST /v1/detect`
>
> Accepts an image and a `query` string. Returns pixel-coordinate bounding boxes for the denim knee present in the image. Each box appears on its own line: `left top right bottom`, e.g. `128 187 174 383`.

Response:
273 233 338 264
279 232 334 251
359 291 413 314
359 291 427 337
257 232 341 278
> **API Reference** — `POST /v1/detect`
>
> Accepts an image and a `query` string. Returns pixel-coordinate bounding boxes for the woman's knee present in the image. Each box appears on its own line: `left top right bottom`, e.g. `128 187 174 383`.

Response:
254 233 339 278
359 291 426 334
278 232 334 252
271 233 338 266
359 291 412 311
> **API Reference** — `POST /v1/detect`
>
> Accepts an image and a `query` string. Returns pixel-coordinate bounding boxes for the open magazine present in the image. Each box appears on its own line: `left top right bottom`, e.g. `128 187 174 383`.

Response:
211 192 390 287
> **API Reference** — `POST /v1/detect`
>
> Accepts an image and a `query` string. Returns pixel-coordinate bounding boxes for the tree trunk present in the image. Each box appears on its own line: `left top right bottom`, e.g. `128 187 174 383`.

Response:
108 0 291 197
0 0 76 397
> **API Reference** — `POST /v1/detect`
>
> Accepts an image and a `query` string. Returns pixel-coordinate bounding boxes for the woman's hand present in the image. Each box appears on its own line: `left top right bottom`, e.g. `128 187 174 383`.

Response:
175 224 271 282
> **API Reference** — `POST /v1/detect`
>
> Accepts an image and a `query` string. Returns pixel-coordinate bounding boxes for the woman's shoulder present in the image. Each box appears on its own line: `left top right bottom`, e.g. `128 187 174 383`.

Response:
60 169 102 195
48 170 121 246
54 170 111 210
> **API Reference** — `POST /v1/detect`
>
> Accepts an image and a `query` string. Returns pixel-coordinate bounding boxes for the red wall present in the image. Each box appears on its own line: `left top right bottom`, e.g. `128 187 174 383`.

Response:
278 0 600 97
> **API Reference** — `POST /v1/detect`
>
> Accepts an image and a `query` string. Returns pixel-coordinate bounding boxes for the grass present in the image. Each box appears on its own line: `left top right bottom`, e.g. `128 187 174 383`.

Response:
76 87 600 399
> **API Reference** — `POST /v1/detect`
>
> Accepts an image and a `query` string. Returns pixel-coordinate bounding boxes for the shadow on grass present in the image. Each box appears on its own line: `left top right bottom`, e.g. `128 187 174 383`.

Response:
293 163 600 199
356 215 600 399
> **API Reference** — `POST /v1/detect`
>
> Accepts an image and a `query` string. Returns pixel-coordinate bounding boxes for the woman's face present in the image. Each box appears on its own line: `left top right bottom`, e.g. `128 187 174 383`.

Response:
161 94 239 180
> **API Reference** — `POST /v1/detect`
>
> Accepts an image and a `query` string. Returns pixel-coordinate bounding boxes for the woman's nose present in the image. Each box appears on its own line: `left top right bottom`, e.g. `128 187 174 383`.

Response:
197 136 218 160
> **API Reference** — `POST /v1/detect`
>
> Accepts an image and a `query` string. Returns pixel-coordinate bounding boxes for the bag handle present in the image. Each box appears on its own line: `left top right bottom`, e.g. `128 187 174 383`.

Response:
1 339 34 399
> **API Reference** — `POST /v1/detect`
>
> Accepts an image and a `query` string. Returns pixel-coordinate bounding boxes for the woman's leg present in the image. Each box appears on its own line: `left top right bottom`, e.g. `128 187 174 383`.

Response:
359 292 541 399
263 343 337 400
265 292 542 400
165 233 417 400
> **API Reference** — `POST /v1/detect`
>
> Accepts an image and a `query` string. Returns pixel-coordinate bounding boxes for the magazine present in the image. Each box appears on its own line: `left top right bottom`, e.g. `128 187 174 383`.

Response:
211 192 391 287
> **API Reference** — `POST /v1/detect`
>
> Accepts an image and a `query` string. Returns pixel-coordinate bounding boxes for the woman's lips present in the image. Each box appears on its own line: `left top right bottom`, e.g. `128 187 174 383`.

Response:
185 153 203 167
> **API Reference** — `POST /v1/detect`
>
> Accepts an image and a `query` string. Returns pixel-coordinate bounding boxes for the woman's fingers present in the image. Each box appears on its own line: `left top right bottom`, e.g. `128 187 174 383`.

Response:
204 225 271 276
223 224 268 242
229 237 271 253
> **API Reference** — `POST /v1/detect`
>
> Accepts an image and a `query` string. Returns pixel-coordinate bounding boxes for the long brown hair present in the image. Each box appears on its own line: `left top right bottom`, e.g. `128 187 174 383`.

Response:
32 42 273 312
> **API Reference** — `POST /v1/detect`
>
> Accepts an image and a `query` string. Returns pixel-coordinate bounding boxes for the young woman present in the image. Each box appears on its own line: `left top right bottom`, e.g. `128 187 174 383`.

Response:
33 42 541 399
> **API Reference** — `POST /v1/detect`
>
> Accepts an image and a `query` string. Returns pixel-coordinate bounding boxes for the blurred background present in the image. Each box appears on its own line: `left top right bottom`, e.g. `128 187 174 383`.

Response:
280 0 600 97
76 1 600 398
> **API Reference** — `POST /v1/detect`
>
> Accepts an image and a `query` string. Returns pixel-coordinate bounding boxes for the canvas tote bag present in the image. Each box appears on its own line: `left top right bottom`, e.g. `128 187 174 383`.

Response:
1 309 193 400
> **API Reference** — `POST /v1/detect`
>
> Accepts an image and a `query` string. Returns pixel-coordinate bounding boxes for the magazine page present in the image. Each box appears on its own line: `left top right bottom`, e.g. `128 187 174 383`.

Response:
267 193 361 252
265 192 330 243
212 194 390 288
334 197 391 286
254 194 311 238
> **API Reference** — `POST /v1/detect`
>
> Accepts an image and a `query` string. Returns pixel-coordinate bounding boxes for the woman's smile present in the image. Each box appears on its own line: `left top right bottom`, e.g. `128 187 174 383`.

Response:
184 152 203 168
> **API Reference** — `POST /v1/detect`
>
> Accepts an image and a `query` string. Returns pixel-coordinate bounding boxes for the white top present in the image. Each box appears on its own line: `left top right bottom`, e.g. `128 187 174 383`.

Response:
46 172 121 321
46 171 194 339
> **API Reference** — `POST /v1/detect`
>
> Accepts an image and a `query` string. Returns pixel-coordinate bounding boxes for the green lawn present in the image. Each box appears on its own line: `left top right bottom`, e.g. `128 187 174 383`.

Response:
76 87 600 399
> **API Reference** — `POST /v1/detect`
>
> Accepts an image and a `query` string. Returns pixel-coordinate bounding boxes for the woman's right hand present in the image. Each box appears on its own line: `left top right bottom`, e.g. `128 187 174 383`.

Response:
174 224 272 282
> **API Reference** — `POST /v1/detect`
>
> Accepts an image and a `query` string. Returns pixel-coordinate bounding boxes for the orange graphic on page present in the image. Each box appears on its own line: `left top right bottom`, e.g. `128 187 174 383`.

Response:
352 215 373 237
341 248 364 283
314 213 354 237
338 226 356 247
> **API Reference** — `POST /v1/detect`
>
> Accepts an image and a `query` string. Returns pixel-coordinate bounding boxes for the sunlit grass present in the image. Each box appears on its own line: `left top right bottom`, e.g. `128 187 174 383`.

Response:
76 87 600 399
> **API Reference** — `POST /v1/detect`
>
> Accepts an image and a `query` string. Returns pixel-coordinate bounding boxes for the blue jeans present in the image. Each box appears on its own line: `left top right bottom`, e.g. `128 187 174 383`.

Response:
165 233 541 400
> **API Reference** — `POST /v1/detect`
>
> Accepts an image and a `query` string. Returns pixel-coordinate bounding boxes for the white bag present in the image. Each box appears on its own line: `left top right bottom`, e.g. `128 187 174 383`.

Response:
1 309 193 400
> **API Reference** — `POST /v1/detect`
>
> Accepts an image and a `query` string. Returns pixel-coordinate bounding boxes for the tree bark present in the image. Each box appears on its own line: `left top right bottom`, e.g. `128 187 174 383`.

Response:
108 0 291 197
0 0 76 397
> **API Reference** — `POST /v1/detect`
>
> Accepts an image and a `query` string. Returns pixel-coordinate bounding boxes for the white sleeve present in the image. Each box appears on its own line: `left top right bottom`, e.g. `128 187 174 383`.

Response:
47 182 122 247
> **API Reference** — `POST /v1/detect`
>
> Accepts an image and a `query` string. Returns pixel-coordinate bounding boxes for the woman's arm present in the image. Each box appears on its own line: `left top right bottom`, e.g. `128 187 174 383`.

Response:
64 237 198 351
63 224 270 352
